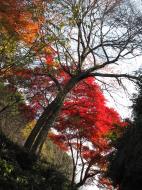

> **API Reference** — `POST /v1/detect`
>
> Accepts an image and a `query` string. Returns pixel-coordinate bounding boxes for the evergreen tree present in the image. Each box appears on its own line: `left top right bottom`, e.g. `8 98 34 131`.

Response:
107 78 142 190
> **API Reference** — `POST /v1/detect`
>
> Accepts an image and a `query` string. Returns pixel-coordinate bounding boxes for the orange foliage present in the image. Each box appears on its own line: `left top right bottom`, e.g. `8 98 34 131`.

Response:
0 0 44 43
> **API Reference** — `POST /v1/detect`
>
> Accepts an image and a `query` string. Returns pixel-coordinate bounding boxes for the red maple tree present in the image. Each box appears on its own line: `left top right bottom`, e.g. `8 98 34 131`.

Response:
48 77 126 189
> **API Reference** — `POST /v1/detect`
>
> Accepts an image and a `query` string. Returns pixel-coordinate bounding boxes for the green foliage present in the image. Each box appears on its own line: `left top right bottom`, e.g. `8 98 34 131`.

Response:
0 131 76 190
107 132 117 141
0 83 73 189
0 159 14 177
0 82 26 141
107 79 142 190
41 139 72 179
132 79 142 122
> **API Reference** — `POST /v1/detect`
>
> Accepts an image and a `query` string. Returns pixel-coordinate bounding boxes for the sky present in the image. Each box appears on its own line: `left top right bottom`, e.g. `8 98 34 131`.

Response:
105 56 142 118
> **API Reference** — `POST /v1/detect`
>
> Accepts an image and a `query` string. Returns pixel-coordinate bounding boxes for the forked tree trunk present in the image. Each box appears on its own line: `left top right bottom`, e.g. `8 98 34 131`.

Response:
24 77 81 154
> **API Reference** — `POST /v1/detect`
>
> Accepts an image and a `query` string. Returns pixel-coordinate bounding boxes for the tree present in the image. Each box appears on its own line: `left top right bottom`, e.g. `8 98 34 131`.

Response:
48 77 126 189
0 0 46 143
0 82 35 142
107 78 142 190
0 0 45 81
21 0 142 154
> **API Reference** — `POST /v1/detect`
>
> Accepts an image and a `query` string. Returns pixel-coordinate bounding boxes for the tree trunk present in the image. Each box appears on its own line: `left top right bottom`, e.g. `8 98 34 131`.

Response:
71 165 76 190
24 77 80 154
24 100 56 151
30 97 64 154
